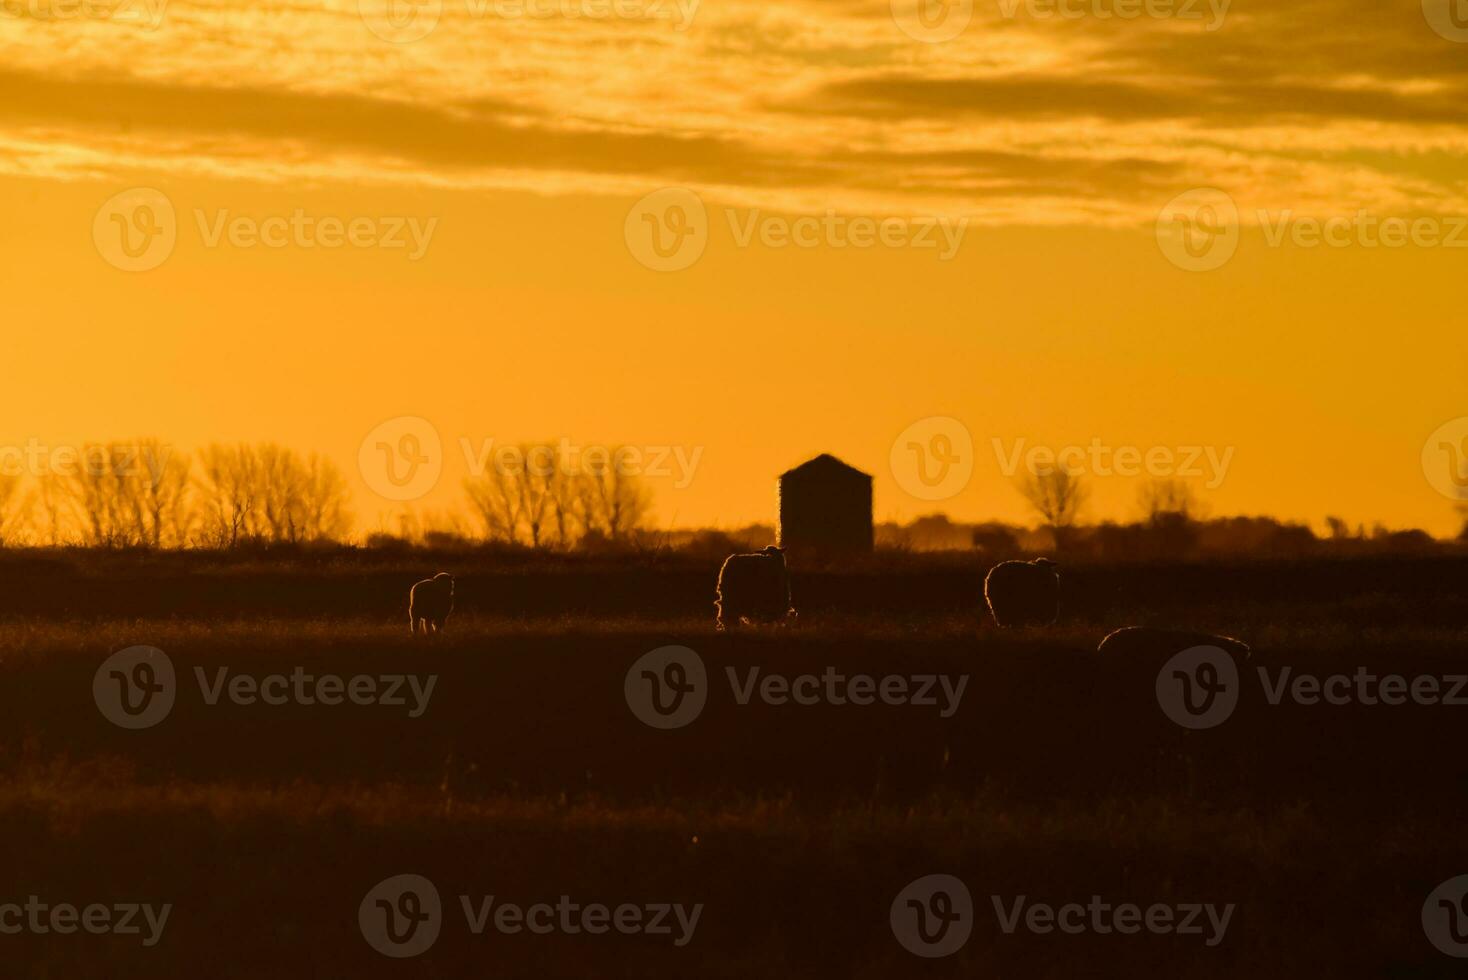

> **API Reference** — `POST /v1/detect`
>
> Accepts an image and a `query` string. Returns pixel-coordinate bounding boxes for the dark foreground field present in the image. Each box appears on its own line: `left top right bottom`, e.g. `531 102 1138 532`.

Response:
1 549 1465 977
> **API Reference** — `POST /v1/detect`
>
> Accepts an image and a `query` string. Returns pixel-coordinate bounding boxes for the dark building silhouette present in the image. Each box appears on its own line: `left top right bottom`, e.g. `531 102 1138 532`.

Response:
777 454 873 555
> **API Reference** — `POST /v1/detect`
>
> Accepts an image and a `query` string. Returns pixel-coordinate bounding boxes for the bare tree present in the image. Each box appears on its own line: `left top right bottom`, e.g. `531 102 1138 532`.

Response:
196 443 262 547
1015 469 1088 549
1137 478 1200 557
133 438 192 548
464 463 524 544
578 447 651 543
0 474 30 546
49 441 187 548
1138 478 1198 525
196 443 351 546
296 451 352 541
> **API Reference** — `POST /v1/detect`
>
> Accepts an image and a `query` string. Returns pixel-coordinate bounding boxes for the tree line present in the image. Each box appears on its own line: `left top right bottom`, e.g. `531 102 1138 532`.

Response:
0 439 654 550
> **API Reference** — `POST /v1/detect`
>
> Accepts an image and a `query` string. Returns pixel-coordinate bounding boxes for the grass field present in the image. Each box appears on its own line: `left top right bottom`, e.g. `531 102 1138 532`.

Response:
2 548 1466 977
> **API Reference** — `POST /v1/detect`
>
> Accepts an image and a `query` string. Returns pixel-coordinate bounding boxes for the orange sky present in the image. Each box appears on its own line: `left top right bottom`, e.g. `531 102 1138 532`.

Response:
3 0 1467 536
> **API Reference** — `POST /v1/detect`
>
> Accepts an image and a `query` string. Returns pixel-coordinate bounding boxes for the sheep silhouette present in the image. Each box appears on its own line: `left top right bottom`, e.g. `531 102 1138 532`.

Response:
409 572 454 637
715 546 795 630
983 558 1059 627
1096 627 1250 659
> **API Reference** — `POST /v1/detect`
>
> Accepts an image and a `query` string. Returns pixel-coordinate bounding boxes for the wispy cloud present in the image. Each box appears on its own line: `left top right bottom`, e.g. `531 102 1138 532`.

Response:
5 0 1468 222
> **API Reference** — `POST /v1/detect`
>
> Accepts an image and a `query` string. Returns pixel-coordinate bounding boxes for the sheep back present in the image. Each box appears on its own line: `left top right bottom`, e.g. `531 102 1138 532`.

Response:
983 558 1059 628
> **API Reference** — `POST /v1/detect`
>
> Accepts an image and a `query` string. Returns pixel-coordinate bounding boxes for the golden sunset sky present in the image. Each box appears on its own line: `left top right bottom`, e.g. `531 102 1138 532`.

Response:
3 0 1467 536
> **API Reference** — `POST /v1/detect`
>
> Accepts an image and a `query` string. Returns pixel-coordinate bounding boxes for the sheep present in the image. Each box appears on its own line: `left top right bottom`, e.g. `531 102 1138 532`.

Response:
983 558 1059 628
409 572 454 637
715 546 795 630
1097 627 1250 659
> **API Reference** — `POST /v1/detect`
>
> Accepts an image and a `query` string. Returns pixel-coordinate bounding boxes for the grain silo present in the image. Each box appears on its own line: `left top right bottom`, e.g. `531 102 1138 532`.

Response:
777 454 874 555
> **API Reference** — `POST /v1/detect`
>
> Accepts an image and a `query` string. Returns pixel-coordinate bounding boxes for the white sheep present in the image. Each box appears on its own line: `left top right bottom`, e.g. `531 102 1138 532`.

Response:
1096 626 1250 659
715 546 795 630
983 558 1059 628
409 572 454 637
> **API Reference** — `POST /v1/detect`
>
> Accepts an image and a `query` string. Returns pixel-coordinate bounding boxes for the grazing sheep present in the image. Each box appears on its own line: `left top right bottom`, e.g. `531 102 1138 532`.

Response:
409 572 454 637
1097 627 1250 659
716 546 795 630
983 558 1059 628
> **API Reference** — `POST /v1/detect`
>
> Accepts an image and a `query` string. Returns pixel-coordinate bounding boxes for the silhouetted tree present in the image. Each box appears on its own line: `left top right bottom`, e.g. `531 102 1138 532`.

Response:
0 474 29 546
1138 478 1200 557
1015 469 1088 550
577 448 651 543
195 442 349 547
44 441 190 548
